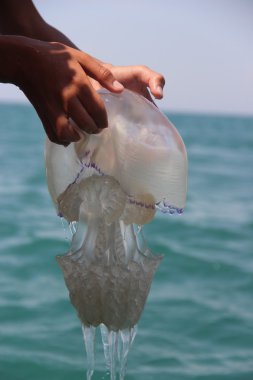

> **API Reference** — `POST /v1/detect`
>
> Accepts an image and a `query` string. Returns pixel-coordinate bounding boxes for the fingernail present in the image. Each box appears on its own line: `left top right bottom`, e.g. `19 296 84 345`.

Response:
113 80 124 90
156 85 163 96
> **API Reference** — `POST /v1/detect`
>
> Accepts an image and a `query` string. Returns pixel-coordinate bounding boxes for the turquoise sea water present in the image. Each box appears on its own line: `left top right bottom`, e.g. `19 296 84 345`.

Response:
0 104 253 380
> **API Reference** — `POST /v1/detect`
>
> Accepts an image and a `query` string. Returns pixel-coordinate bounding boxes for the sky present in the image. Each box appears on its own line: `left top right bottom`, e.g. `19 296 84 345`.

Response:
0 0 252 115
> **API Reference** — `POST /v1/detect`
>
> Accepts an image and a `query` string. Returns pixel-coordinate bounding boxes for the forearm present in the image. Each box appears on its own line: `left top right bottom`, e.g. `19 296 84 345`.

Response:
0 0 77 49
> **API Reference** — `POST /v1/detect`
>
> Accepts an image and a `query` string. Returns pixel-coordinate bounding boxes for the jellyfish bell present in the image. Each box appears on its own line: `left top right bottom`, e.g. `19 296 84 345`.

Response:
46 89 187 217
45 89 187 379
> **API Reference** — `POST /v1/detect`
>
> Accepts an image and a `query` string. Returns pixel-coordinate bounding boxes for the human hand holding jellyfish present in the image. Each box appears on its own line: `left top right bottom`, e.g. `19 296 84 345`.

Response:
0 35 125 144
0 0 165 146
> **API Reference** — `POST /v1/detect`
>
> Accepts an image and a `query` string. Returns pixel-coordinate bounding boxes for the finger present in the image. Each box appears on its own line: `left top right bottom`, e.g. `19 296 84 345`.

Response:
133 66 165 99
23 88 79 145
74 50 124 93
28 98 59 144
78 83 108 129
148 72 165 99
68 97 101 134
37 109 59 144
45 100 81 144
113 65 165 99
22 89 59 143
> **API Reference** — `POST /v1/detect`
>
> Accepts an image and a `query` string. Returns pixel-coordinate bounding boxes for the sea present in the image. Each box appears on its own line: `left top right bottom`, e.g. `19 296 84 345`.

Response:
0 103 252 380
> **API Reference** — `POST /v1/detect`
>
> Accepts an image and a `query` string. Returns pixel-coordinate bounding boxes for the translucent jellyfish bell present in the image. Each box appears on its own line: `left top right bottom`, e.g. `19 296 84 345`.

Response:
45 89 187 379
46 90 187 219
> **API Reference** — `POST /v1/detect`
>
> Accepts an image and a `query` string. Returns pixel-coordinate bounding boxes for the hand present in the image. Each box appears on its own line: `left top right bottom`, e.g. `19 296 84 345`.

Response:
89 64 165 103
13 37 124 144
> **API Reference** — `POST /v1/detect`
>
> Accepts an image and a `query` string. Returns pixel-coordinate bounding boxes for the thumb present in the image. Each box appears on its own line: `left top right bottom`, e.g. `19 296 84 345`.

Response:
76 51 124 93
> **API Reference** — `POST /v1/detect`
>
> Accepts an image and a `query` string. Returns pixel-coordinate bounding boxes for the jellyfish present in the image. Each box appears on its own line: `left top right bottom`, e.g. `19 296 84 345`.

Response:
45 89 187 380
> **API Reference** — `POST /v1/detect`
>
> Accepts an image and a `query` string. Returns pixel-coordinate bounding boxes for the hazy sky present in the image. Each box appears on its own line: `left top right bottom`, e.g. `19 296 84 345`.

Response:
0 0 252 115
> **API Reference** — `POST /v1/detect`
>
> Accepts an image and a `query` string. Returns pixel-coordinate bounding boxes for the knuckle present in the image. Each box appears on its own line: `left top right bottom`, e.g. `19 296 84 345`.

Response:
98 66 113 82
50 42 64 50
139 65 149 71
72 71 83 86
52 41 63 47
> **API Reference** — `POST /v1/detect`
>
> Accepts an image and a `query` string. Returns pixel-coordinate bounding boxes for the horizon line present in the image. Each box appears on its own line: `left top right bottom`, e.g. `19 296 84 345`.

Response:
0 100 252 119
